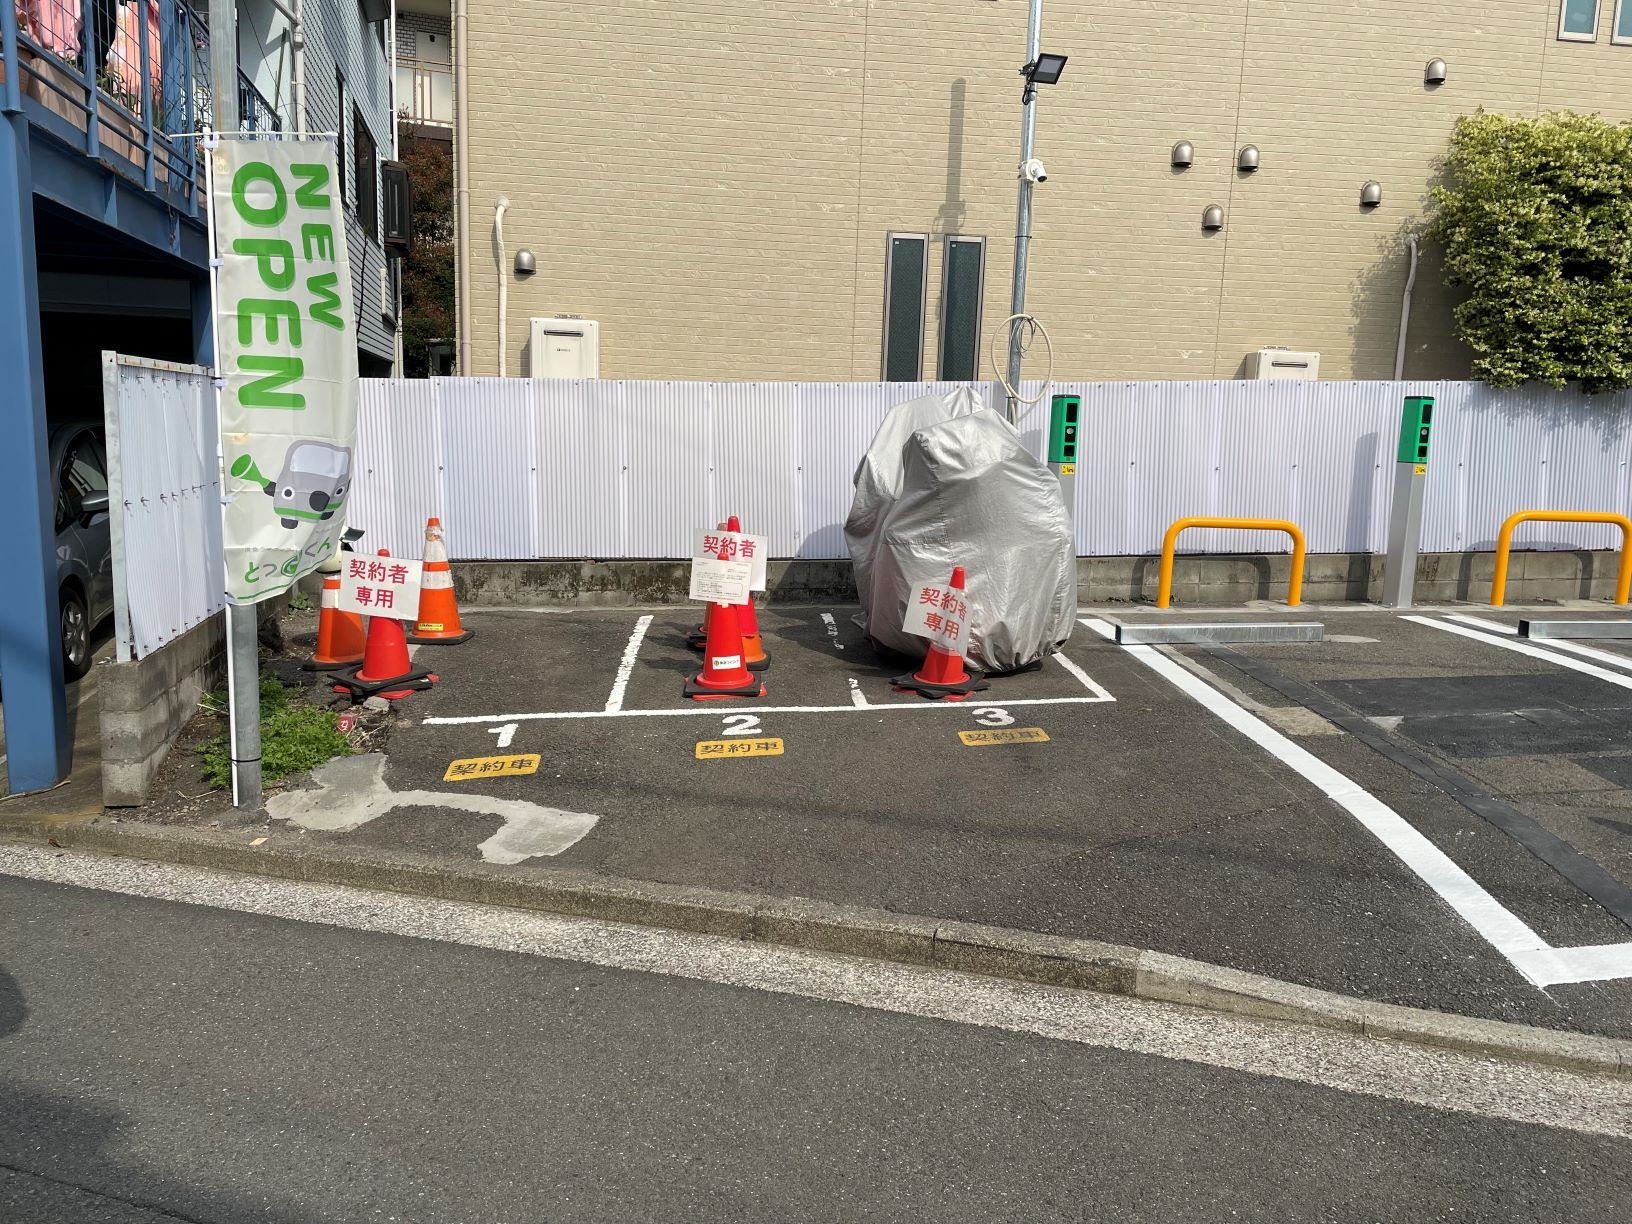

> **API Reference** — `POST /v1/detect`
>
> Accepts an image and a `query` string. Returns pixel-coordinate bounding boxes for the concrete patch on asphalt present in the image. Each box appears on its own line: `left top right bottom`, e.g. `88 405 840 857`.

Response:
267 754 599 863
1259 706 1343 737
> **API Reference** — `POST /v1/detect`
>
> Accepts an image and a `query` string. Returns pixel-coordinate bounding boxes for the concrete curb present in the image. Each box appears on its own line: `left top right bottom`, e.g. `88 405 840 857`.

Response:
15 819 1631 1079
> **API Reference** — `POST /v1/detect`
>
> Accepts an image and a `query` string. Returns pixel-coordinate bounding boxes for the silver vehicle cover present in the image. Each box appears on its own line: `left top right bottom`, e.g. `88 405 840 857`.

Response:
844 388 1076 671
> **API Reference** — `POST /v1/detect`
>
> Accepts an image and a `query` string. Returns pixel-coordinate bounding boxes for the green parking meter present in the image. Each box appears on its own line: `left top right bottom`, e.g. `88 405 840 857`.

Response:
1396 395 1435 465
1383 396 1434 607
1047 394 1079 517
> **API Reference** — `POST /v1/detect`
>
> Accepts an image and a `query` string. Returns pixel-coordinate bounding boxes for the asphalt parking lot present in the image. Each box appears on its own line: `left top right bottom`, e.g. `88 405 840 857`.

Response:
287 601 1632 1038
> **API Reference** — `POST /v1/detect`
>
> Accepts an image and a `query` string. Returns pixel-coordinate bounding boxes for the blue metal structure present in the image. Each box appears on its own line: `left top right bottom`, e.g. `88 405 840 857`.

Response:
0 0 277 793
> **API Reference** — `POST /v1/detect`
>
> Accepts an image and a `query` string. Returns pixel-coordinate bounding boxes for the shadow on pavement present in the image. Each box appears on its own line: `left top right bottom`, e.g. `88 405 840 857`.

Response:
0 965 313 1224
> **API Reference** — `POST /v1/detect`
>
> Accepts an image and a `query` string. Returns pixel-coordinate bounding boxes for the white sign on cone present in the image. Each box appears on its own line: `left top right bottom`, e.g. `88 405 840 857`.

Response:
212 139 358 604
339 555 423 617
692 530 768 592
902 581 972 657
690 556 753 605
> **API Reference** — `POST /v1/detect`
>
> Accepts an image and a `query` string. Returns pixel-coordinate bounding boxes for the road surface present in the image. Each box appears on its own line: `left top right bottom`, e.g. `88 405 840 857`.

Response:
1 846 1628 1222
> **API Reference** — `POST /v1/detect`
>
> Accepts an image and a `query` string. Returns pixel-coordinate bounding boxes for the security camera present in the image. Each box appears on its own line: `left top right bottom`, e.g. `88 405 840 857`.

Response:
1021 158 1049 184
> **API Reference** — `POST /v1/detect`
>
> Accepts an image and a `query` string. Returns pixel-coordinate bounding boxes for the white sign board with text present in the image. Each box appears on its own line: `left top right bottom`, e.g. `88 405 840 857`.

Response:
902 582 971 657
693 530 768 592
340 555 423 617
690 556 753 605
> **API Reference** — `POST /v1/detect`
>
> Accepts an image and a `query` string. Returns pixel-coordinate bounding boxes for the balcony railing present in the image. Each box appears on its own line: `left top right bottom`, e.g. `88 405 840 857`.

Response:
395 57 451 127
2 1 282 219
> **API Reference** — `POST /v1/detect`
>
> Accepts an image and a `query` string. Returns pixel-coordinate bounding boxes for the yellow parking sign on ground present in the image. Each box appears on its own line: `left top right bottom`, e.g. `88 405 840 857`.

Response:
695 738 784 759
444 754 542 781
958 728 1050 746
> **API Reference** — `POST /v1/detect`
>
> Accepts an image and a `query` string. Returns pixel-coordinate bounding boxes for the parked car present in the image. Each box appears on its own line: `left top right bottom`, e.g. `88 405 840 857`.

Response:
51 424 114 680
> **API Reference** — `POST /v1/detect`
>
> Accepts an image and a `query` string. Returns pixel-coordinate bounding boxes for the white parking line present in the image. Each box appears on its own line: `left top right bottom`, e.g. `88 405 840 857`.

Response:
1051 647 1116 701
426 693 1115 727
1406 615 1632 692
431 636 1117 727
1445 612 1632 674
1082 617 1632 988
603 615 654 713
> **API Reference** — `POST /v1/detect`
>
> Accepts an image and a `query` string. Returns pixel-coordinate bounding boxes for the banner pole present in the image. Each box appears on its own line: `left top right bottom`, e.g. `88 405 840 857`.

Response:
208 1 263 808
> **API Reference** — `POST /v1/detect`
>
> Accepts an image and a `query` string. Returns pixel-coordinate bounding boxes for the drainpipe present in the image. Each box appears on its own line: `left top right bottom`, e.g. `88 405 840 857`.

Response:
454 0 471 373
292 0 305 133
494 196 509 377
390 1 403 374
1394 236 1418 381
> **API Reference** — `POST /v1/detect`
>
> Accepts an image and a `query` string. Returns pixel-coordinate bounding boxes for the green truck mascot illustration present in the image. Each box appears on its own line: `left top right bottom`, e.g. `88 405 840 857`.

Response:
230 441 352 529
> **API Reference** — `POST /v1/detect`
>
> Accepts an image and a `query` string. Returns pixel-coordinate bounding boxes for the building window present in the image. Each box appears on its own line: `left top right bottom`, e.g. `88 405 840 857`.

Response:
882 233 927 381
938 237 985 382
1615 0 1632 42
336 72 348 202
1559 0 1600 41
354 106 378 240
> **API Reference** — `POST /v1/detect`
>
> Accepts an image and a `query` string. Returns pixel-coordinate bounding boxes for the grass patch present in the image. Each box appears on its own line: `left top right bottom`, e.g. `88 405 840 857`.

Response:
201 674 353 790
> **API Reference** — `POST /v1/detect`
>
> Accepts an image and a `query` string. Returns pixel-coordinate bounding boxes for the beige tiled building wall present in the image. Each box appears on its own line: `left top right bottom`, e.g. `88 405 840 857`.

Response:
461 0 1632 381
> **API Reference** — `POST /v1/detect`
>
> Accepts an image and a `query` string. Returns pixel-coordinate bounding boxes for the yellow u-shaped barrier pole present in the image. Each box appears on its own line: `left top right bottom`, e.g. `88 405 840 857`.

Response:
1157 517 1306 609
1490 510 1632 607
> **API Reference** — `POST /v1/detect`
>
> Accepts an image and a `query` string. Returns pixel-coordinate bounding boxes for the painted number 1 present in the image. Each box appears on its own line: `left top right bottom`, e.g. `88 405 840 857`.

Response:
722 714 762 736
487 723 519 749
971 708 1014 727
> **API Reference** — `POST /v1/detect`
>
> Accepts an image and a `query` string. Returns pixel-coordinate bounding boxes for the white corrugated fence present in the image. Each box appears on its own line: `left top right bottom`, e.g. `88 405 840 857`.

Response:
103 354 224 661
351 377 1632 561
100 368 1632 658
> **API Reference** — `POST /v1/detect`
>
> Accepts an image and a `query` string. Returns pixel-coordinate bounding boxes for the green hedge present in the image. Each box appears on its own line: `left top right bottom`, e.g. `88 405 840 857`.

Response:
1431 110 1632 393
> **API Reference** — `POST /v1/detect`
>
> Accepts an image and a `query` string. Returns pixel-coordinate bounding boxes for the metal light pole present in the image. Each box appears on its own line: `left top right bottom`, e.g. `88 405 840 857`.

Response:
1005 0 1045 424
209 0 264 809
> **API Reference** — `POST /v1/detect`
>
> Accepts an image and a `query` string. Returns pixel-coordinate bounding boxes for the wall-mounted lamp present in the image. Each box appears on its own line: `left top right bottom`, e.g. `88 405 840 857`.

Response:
1360 181 1383 208
1425 57 1447 86
515 249 536 277
1171 140 1194 169
1202 204 1224 231
1019 51 1069 104
1237 145 1260 173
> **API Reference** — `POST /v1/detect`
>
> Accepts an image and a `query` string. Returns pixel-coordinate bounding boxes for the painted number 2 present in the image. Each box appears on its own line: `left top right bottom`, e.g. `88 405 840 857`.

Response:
721 714 762 736
971 708 1014 727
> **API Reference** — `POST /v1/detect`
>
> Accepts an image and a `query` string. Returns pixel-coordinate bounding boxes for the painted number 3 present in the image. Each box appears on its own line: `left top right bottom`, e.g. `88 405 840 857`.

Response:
722 714 762 736
972 708 1014 727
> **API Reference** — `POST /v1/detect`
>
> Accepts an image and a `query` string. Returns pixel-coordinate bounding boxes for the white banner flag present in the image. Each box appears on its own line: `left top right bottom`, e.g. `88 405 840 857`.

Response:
211 139 357 605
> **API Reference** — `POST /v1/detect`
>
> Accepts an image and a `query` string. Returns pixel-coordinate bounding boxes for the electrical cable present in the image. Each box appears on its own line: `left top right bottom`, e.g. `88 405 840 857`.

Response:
989 313 1053 407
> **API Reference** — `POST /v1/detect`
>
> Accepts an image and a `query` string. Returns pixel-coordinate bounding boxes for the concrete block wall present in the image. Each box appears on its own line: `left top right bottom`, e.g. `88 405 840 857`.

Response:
462 0 1632 384
397 10 450 55
99 614 226 807
448 549 1632 609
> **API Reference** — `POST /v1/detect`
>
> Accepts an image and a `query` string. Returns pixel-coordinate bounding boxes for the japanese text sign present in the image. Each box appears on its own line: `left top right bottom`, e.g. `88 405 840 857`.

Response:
689 555 753 605
902 582 972 657
692 530 768 592
694 738 785 759
339 554 423 616
444 754 542 781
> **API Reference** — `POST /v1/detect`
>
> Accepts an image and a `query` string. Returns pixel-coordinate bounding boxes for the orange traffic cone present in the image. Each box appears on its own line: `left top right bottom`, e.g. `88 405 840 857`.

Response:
684 540 766 700
303 567 365 670
738 593 769 672
330 550 438 701
686 520 730 650
408 517 474 645
892 565 989 700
